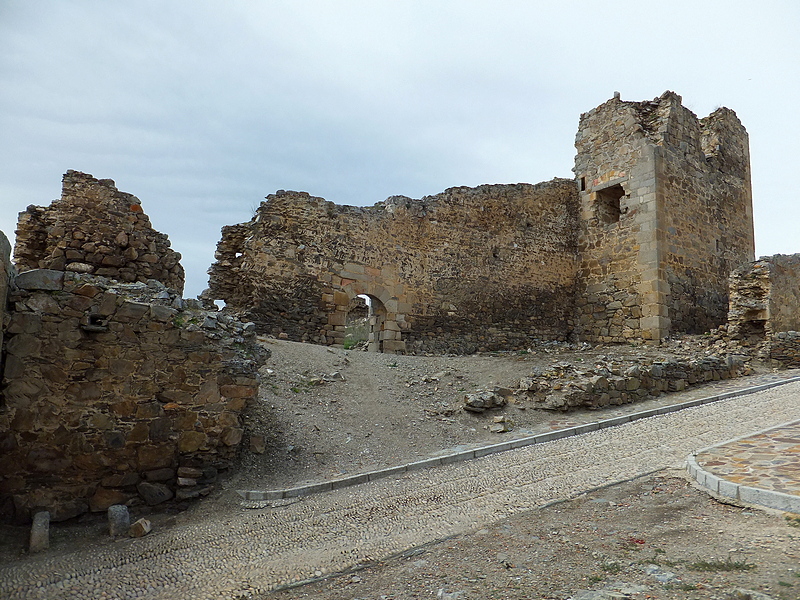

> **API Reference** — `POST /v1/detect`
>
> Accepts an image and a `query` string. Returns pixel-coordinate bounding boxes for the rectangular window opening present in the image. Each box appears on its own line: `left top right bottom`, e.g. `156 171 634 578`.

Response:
596 184 625 224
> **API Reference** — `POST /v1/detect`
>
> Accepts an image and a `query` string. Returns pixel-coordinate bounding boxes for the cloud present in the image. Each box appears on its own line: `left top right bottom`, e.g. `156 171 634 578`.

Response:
1 0 799 296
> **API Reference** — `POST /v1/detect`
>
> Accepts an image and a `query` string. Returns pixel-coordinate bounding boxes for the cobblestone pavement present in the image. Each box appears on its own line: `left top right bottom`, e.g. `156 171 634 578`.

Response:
697 419 800 497
3 378 800 600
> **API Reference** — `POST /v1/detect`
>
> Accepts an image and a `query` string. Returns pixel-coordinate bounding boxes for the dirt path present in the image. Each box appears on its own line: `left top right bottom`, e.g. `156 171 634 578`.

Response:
234 337 780 491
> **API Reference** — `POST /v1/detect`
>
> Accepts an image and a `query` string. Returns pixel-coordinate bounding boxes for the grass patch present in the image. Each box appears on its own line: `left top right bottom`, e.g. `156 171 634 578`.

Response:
785 515 800 528
665 583 699 592
688 557 755 572
778 580 793 587
600 562 622 574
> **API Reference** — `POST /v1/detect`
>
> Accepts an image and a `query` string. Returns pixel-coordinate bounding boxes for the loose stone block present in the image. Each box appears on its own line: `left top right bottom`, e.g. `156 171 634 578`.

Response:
249 434 266 454
129 517 152 538
29 511 50 553
15 269 65 291
108 504 130 537
137 481 174 506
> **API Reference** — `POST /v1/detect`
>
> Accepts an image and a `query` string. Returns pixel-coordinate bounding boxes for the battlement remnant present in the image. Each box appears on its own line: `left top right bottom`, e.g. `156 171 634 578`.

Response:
14 170 185 294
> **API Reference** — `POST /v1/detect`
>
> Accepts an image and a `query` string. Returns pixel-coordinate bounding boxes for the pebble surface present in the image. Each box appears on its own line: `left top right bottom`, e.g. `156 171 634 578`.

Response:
3 381 800 600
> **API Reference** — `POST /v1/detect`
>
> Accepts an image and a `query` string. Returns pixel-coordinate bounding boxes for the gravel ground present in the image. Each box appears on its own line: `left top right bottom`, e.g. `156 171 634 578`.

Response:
1 376 799 600
236 338 780 491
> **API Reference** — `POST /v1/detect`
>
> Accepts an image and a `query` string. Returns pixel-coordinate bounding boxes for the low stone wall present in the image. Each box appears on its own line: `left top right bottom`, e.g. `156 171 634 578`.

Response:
769 331 800 367
0 270 266 523
517 354 749 411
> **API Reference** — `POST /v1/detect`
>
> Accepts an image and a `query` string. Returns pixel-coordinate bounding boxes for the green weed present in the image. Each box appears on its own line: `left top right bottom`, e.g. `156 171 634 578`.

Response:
785 515 800 528
688 557 755 572
601 562 622 574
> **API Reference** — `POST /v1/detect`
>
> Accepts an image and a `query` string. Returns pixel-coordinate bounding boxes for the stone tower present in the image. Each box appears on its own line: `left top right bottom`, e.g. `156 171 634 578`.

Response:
573 91 755 342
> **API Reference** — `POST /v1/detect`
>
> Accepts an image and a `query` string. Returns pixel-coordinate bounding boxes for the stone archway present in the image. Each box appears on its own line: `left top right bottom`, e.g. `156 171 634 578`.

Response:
327 283 406 353
362 293 387 353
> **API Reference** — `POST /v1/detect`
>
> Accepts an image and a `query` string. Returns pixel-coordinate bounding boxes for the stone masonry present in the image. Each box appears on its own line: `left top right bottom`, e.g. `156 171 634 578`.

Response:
205 180 579 354
14 170 185 293
0 230 12 356
728 253 800 366
206 91 755 351
574 91 754 342
0 174 265 524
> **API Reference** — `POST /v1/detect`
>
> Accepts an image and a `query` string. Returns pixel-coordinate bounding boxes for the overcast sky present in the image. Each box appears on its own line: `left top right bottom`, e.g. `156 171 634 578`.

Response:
1 1 798 298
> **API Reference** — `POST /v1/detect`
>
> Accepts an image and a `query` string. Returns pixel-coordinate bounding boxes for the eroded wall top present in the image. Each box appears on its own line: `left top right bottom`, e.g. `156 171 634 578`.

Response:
206 179 580 353
14 170 185 294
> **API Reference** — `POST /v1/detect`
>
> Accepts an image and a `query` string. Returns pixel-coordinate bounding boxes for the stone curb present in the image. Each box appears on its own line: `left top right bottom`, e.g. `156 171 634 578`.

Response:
238 374 800 502
686 418 800 513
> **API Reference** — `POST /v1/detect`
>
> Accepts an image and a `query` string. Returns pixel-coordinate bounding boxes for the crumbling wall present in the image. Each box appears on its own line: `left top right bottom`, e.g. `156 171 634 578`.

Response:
14 171 185 294
728 254 800 365
0 231 12 354
573 91 754 342
0 270 264 523
206 180 580 354
657 100 754 333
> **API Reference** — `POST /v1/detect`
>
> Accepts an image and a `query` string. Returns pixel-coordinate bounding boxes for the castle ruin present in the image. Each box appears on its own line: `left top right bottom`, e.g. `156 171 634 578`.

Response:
205 91 755 353
2 91 798 525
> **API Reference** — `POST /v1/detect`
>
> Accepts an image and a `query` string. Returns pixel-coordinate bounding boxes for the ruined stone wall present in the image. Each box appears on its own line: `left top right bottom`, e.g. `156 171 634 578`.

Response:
657 99 754 333
760 255 800 333
14 171 185 294
206 180 580 354
727 254 800 367
573 91 754 342
0 231 12 354
728 254 800 357
0 270 264 523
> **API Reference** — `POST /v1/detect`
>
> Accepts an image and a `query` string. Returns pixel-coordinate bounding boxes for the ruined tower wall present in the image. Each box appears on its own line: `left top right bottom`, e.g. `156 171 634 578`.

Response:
0 270 263 523
729 254 800 336
573 97 658 342
574 92 754 342
656 99 755 333
0 231 12 354
14 171 185 294
206 179 580 354
727 254 800 366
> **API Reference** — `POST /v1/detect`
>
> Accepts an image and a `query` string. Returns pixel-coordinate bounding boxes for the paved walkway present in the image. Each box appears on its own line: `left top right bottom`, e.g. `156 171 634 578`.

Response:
2 374 800 600
688 419 800 512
